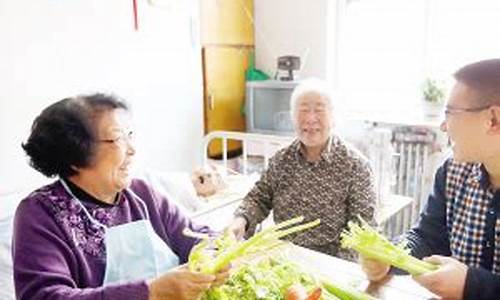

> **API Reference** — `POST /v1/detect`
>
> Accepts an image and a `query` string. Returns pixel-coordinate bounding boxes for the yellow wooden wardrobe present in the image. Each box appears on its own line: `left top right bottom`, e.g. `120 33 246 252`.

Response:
200 0 254 158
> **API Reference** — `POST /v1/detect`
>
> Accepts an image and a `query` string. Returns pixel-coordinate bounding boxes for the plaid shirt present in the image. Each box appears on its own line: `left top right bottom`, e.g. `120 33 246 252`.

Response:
405 158 500 300
445 161 500 273
234 135 376 260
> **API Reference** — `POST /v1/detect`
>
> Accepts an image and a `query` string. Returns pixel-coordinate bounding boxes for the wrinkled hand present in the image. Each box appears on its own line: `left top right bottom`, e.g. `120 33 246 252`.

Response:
413 255 467 300
226 217 247 241
359 255 390 282
148 264 219 300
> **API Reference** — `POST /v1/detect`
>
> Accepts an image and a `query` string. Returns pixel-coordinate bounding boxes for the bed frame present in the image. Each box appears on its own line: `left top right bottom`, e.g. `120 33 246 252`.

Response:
201 130 294 174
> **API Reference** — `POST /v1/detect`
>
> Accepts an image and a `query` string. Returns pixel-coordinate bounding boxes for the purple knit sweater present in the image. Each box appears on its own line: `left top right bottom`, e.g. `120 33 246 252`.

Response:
12 179 209 300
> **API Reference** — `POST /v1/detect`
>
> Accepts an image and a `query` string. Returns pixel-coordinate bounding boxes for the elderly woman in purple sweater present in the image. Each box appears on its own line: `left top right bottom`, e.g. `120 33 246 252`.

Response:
13 94 228 300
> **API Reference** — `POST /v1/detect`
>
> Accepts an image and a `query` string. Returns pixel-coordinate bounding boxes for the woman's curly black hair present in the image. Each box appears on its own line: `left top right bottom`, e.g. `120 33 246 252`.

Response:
22 93 129 178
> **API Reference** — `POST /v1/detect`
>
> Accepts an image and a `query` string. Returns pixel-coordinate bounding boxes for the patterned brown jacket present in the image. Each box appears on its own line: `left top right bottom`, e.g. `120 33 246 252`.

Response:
235 135 377 260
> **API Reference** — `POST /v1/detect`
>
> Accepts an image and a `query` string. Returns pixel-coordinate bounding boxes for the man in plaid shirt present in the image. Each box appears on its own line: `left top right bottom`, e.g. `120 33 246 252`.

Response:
362 59 500 300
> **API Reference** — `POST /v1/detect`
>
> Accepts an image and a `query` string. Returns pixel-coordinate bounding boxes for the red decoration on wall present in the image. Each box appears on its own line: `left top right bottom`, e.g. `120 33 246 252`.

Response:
133 0 139 31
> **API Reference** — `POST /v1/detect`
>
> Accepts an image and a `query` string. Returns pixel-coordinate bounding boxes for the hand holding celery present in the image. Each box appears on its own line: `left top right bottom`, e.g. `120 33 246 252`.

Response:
340 217 438 275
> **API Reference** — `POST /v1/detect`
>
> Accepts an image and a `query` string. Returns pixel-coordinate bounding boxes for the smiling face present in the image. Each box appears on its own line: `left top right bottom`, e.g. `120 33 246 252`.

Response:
293 91 333 151
74 108 136 196
440 82 490 163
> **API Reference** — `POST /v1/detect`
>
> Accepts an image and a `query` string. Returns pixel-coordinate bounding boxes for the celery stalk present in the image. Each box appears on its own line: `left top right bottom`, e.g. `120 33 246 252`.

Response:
188 216 321 274
340 216 438 275
322 290 342 300
321 278 379 300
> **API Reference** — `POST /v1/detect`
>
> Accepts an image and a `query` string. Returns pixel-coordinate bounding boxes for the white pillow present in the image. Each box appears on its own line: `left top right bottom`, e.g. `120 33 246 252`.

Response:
0 216 14 300
0 191 24 220
0 191 23 300
152 171 203 212
135 170 203 213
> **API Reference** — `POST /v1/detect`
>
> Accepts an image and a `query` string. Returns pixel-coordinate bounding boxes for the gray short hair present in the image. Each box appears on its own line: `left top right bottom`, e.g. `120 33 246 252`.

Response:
290 78 334 118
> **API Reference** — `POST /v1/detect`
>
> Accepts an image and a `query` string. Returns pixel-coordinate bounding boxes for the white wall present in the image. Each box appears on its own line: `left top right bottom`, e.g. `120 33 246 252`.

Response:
0 0 203 192
253 0 328 79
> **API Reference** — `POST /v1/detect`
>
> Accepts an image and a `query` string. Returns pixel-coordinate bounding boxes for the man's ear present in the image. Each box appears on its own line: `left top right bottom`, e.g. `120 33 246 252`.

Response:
486 106 500 134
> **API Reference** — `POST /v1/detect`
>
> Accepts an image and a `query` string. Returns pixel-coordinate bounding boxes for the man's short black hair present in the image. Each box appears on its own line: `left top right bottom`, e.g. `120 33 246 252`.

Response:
454 58 500 106
22 93 129 178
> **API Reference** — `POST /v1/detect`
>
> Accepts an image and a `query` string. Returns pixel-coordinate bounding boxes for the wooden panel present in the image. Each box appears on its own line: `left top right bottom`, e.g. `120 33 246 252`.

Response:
203 46 252 157
200 0 254 45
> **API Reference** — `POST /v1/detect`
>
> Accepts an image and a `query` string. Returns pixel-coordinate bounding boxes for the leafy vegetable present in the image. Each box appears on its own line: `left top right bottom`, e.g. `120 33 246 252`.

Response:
340 216 438 275
201 256 378 300
202 258 320 300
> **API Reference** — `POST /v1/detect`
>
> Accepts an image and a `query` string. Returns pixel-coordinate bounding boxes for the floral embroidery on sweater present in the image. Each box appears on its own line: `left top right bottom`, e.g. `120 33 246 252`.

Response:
32 183 114 258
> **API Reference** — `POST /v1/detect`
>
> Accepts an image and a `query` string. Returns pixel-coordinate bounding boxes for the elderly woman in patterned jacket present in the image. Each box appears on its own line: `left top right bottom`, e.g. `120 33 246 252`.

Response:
361 59 500 300
13 94 228 300
227 78 377 260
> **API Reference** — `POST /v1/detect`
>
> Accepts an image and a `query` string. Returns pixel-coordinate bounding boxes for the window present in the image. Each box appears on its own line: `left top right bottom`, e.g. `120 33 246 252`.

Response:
428 0 500 78
330 0 500 117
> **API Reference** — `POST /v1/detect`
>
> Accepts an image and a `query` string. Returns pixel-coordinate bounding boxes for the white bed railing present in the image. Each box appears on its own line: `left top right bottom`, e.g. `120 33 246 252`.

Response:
201 131 294 174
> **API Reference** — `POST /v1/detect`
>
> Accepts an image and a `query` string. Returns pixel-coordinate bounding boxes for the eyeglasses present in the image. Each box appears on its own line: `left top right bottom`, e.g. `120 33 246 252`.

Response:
98 130 134 146
444 105 491 116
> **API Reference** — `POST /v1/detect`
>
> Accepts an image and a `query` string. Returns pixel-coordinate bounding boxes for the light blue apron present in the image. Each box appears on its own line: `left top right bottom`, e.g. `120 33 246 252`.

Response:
60 179 179 285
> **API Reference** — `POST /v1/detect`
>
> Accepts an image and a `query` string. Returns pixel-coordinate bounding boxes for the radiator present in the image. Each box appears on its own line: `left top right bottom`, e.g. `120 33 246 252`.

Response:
367 126 439 238
392 128 437 234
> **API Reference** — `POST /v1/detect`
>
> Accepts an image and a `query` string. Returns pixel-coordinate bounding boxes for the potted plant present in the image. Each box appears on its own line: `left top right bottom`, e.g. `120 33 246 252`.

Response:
422 78 446 117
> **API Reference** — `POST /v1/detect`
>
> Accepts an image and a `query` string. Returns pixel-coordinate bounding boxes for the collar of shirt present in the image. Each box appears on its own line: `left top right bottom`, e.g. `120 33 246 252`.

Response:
467 163 492 190
64 179 120 207
293 135 335 164
475 164 500 195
